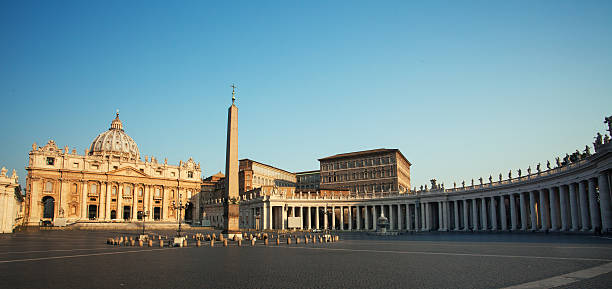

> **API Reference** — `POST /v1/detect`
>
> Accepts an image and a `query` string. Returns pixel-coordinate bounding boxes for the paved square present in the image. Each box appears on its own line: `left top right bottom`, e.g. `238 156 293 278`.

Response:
1 230 611 288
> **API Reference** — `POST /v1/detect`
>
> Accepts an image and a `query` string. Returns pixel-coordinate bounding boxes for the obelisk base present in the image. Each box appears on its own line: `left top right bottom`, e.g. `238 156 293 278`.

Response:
223 203 242 240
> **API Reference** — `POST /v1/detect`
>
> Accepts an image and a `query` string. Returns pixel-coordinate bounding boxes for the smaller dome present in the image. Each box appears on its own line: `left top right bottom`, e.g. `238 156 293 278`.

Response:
88 113 140 161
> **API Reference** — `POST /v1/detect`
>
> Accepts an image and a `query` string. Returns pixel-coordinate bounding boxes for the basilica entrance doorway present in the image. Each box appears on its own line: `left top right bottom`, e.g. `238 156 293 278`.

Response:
153 207 161 220
123 206 131 220
110 210 116 220
42 196 55 219
88 205 97 220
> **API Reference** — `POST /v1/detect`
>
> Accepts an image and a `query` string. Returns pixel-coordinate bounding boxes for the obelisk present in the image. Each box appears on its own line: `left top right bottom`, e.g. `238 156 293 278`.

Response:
223 84 241 239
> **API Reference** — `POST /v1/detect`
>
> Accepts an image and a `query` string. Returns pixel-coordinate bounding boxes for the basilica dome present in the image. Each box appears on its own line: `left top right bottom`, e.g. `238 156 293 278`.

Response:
89 113 140 161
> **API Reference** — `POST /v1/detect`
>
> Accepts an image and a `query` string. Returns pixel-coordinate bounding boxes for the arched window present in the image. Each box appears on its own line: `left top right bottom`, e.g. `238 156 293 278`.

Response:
112 186 117 196
125 185 132 197
71 183 78 194
44 181 53 192
138 188 143 197
155 188 161 198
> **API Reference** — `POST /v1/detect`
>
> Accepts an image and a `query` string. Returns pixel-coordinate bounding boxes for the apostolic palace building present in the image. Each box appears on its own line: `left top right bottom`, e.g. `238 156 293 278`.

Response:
23 113 202 227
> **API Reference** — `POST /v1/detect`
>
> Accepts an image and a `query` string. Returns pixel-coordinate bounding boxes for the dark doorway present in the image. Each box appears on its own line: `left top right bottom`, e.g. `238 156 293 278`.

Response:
123 206 131 220
88 205 97 220
111 210 117 220
184 203 193 223
154 207 161 220
42 196 55 219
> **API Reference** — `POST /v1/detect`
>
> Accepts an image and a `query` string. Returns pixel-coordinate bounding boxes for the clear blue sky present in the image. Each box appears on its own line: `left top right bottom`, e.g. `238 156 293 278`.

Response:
1 1 611 189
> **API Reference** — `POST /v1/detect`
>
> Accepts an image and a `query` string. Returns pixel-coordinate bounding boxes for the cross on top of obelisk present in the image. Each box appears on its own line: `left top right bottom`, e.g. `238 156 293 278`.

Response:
230 84 237 104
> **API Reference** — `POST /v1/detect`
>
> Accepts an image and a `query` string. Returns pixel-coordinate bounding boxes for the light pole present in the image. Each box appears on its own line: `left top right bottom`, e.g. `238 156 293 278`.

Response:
172 194 190 237
139 208 150 236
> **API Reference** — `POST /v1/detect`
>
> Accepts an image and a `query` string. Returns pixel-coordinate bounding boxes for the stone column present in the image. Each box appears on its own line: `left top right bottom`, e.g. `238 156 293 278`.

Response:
347 206 352 231
559 185 569 231
426 203 432 231
444 201 450 231
306 206 311 230
569 183 579 231
480 198 488 230
529 191 537 231
471 199 478 230
364 206 369 230
315 206 320 229
397 204 403 231
147 186 154 221
132 186 138 221
268 203 273 230
463 199 469 231
281 206 287 230
340 206 345 231
453 201 459 231
510 194 517 230
356 206 361 230
588 178 601 231
406 204 412 230
105 183 111 220
420 203 425 231
520 192 528 231
438 202 444 231
331 206 335 230
117 185 123 221
539 189 549 231
500 195 507 231
490 197 498 230
550 187 559 231
598 172 612 231
414 203 420 231
372 206 376 231
81 182 88 219
579 181 590 231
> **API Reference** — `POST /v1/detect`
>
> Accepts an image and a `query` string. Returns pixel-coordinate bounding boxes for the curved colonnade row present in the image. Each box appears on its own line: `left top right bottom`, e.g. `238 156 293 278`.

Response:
236 141 612 233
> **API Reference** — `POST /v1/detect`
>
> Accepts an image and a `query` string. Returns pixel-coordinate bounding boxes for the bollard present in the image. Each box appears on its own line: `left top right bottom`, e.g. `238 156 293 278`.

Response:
210 239 215 247
313 237 317 243
183 239 188 247
219 234 224 242
264 238 269 246
249 234 253 240
238 240 242 247
319 237 323 243
148 240 153 247
251 239 256 246
296 237 300 244
232 235 237 242
305 238 309 244
276 238 280 245
159 240 164 247
197 240 201 247
130 239 135 246
287 238 292 245
223 239 228 247
138 240 143 247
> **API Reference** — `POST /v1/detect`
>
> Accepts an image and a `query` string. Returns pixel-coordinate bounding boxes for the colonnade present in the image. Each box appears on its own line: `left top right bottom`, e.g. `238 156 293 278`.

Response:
238 170 611 233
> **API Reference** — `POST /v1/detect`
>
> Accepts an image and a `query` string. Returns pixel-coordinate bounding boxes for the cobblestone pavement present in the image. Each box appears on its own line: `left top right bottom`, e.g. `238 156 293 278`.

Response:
1 230 611 288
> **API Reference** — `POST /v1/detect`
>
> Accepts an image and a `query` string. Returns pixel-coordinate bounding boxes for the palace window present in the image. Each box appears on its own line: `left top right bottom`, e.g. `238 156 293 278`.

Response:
125 185 132 197
188 171 193 178
90 184 97 195
138 188 143 197
46 157 55 166
155 188 161 198
71 183 78 194
44 181 53 192
73 162 79 168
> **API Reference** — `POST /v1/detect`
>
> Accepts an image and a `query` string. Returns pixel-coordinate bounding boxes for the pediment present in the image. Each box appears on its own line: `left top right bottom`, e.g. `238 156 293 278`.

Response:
108 166 149 177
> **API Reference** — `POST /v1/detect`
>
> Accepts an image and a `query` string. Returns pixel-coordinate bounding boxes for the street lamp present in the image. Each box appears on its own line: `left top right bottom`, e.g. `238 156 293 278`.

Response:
171 194 190 238
139 208 150 236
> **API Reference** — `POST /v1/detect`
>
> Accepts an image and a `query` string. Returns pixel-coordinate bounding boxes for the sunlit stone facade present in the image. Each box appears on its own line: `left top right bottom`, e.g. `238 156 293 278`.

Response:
0 167 23 233
24 114 202 226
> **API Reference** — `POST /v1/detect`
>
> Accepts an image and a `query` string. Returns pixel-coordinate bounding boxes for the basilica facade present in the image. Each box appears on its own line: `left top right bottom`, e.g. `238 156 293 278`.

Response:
24 113 202 226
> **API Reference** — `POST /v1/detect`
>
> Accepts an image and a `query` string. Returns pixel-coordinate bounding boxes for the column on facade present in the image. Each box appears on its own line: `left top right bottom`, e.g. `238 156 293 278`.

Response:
539 189 549 231
490 197 497 230
406 204 412 231
104 183 110 220
529 191 537 230
118 184 125 220
414 203 420 231
550 187 560 231
569 183 579 231
356 206 361 230
588 178 601 231
510 194 517 230
471 199 478 230
426 203 432 231
519 192 528 231
371 206 377 231
462 200 468 231
480 198 488 230
364 206 369 230
444 201 450 231
499 195 507 230
598 172 612 231
330 206 335 230
314 206 320 229
341 206 345 231
579 181 590 231
397 204 403 231
132 185 138 221
453 201 459 231
420 203 426 231
81 182 88 219
267 203 273 230
438 202 444 231
559 185 569 231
